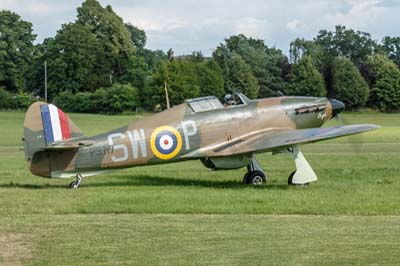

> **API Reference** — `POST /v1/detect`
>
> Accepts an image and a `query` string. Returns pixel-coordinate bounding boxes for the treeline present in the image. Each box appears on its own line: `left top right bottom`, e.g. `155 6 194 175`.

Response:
1 0 400 113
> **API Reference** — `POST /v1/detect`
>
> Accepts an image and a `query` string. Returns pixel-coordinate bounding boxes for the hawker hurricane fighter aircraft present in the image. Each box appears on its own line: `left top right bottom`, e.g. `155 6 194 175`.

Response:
23 93 378 188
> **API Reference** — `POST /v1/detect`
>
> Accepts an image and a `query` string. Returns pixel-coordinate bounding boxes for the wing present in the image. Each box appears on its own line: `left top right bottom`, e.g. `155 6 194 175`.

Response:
182 124 379 158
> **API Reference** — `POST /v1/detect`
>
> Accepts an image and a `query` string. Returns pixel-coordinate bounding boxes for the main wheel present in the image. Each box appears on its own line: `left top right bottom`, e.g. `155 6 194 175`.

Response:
242 172 250 184
69 181 79 189
247 171 266 186
288 171 296 185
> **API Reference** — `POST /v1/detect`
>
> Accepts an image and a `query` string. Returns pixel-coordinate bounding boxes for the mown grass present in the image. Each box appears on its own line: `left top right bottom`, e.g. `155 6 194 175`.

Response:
0 110 399 265
1 214 400 266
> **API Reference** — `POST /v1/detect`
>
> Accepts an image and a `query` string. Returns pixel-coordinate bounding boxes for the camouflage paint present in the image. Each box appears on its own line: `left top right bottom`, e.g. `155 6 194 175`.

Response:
23 95 377 179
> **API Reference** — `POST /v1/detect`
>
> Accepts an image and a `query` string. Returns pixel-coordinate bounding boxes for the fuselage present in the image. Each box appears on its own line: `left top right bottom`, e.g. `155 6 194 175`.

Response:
47 96 333 178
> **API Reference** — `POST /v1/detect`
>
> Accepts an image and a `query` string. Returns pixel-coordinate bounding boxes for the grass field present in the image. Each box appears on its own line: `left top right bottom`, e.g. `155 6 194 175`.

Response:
0 111 399 265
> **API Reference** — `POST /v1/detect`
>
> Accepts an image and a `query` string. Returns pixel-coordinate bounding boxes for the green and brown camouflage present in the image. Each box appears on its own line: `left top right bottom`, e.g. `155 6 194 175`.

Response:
22 93 378 186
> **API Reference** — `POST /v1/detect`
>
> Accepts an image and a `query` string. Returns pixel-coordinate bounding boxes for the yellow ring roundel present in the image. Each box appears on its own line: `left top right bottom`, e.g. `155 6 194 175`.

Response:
150 126 183 160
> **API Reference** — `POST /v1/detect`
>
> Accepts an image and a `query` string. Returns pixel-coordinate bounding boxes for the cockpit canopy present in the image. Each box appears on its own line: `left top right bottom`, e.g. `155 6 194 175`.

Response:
186 96 223 113
186 92 251 113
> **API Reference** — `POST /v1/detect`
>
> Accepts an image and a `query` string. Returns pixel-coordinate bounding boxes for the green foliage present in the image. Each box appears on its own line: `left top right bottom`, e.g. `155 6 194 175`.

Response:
381 36 400 67
4 5 400 113
24 41 48 97
150 59 225 109
291 26 379 101
77 0 135 77
121 55 150 89
331 57 369 109
188 51 205 63
315 25 378 67
0 87 12 109
197 60 224 98
0 10 36 92
27 0 136 98
99 83 139 113
45 23 109 94
289 38 325 71
125 23 147 50
138 49 168 71
11 92 36 109
54 91 91 113
121 52 169 110
213 34 288 97
367 54 400 111
24 0 167 108
152 60 200 107
54 83 138 114
0 87 35 110
223 54 259 98
167 48 174 62
288 56 325 97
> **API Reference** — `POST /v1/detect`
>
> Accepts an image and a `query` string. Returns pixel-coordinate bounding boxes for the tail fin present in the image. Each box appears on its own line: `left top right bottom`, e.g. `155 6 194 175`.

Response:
23 102 84 177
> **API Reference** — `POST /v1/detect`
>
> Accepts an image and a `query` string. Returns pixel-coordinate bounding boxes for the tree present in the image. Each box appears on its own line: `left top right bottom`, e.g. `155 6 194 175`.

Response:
125 23 147 50
121 55 150 89
213 34 288 98
290 26 378 98
167 48 174 62
148 58 225 110
27 0 137 97
289 38 325 71
367 54 400 111
223 54 259 98
315 25 377 67
331 57 369 109
51 23 108 92
27 23 109 97
138 49 167 71
288 56 325 97
196 59 224 98
0 10 36 92
151 60 200 108
54 83 139 114
188 51 205 63
381 36 400 68
76 0 134 77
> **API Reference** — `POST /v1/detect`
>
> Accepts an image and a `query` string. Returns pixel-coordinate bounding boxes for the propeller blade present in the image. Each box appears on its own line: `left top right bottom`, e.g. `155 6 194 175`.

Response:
335 113 364 153
335 114 343 126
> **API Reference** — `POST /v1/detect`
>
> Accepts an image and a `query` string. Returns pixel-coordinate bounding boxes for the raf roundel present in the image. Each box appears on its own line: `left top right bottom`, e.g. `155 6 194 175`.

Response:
150 126 183 160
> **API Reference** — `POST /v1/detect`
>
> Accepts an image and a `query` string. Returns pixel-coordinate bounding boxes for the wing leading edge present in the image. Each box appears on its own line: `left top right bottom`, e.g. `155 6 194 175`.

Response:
182 124 379 158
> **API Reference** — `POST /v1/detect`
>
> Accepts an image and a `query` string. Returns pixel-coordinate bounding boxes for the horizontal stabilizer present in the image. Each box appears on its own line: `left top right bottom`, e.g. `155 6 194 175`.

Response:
45 140 94 150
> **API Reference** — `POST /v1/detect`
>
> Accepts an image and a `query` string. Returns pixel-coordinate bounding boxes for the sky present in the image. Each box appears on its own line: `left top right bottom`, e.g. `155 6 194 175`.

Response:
1 0 400 56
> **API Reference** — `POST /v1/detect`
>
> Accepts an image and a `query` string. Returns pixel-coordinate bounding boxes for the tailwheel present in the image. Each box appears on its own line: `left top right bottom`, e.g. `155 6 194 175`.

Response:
69 174 83 189
69 181 79 189
244 171 266 186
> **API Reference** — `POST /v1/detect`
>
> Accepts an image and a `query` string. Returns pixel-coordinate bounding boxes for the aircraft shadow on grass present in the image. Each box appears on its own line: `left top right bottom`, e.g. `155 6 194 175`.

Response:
0 175 290 190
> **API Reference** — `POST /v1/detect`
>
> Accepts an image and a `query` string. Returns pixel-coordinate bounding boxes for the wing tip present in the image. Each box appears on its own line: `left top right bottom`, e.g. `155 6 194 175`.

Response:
360 124 380 131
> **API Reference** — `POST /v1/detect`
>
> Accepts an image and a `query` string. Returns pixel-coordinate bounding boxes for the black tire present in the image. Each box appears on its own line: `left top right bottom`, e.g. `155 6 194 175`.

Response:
288 171 296 185
69 181 79 189
242 172 250 184
248 171 266 186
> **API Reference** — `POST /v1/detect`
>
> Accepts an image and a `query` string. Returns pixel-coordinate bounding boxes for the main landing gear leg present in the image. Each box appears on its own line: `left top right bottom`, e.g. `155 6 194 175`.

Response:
243 155 267 186
285 145 317 186
69 173 83 189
